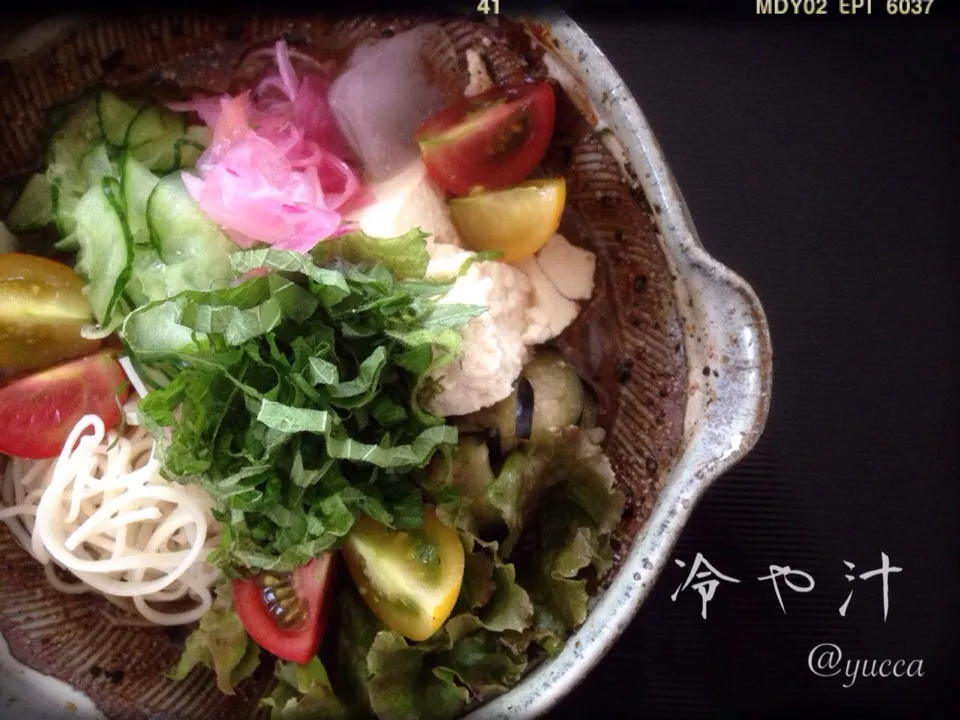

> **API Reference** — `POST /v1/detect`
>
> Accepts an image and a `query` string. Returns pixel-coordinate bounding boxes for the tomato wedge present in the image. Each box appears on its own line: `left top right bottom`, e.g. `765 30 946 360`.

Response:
0 253 101 373
233 554 336 665
342 507 465 642
416 82 556 196
449 178 566 263
0 351 129 459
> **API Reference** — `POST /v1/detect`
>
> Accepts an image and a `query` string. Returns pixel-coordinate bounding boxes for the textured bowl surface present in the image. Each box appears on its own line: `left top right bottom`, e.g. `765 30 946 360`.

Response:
0 10 771 720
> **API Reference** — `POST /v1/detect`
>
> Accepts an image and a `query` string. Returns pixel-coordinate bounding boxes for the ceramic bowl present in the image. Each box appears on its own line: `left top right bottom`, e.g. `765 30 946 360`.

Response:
0 9 771 719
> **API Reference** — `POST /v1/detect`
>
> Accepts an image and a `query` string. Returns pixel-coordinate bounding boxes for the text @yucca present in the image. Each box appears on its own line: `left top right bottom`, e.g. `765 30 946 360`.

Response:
807 644 924 687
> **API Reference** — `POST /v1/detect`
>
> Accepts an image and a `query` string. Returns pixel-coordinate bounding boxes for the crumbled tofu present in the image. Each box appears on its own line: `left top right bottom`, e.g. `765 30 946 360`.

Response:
345 160 462 248
535 233 596 301
571 427 616 484
518 256 581 345
464 48 494 97
426 251 535 417
420 236 592 416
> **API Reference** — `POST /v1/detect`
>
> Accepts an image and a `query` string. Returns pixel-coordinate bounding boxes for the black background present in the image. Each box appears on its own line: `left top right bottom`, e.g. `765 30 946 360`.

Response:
552 10 959 720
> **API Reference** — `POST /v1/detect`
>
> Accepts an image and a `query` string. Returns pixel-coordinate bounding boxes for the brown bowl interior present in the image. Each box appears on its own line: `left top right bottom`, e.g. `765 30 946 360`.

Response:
0 14 687 719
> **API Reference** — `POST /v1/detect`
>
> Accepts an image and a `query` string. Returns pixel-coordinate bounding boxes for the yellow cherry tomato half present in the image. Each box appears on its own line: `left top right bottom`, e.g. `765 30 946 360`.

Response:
0 253 100 373
342 507 465 642
448 178 566 264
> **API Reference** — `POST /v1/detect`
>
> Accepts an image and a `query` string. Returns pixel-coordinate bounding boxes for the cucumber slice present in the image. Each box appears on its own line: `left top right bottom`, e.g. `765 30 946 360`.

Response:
45 95 103 169
50 188 80 236
125 105 189 173
45 97 107 236
74 178 133 325
186 124 212 146
125 247 203 305
124 248 164 306
53 233 79 252
51 142 118 237
6 173 54 231
174 138 206 170
120 153 160 246
97 91 141 147
80 143 116 185
174 126 212 170
121 298 204 360
146 172 234 290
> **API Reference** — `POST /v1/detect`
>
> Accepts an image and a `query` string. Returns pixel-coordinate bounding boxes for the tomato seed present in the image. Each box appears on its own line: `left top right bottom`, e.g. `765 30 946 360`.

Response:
259 572 308 630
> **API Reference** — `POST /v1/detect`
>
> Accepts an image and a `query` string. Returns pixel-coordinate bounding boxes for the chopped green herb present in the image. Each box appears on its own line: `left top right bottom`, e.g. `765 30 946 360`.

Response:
125 235 484 575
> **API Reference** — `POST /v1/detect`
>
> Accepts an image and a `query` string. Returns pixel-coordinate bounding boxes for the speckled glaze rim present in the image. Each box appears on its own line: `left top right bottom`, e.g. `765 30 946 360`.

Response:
0 9 773 720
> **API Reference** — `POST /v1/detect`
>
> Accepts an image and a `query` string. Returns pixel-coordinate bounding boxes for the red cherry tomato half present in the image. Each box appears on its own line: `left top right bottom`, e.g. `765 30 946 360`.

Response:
415 82 557 196
0 351 129 459
233 553 336 665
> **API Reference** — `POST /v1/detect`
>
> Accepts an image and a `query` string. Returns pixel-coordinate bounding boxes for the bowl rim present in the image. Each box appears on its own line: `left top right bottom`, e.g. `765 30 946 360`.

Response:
0 9 774 720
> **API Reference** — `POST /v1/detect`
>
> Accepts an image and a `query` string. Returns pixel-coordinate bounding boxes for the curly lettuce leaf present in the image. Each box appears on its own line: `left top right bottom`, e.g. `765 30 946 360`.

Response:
528 523 613 631
485 427 625 557
433 630 527 700
366 631 470 720
455 537 496 614
503 429 625 634
478 563 534 633
336 583 529 720
263 658 349 720
432 427 625 653
499 604 568 659
168 584 260 694
330 524 539 717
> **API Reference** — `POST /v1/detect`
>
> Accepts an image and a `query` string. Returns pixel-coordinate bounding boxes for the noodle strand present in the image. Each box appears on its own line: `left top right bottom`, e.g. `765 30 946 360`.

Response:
0 412 222 626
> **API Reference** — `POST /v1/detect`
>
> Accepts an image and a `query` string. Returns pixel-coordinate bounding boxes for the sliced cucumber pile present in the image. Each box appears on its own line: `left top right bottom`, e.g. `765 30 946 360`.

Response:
8 91 209 235
4 90 235 328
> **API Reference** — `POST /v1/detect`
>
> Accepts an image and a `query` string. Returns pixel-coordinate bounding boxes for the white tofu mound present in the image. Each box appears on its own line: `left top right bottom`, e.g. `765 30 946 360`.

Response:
345 160 463 248
517 256 580 346
536 233 596 301
426 251 534 418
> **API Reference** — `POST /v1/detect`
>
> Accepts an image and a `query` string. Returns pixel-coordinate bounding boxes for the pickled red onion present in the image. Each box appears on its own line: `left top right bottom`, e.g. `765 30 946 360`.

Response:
170 40 363 253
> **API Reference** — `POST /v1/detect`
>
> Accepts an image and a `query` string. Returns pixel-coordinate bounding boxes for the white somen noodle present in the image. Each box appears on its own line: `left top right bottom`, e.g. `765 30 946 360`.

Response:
0 409 222 626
